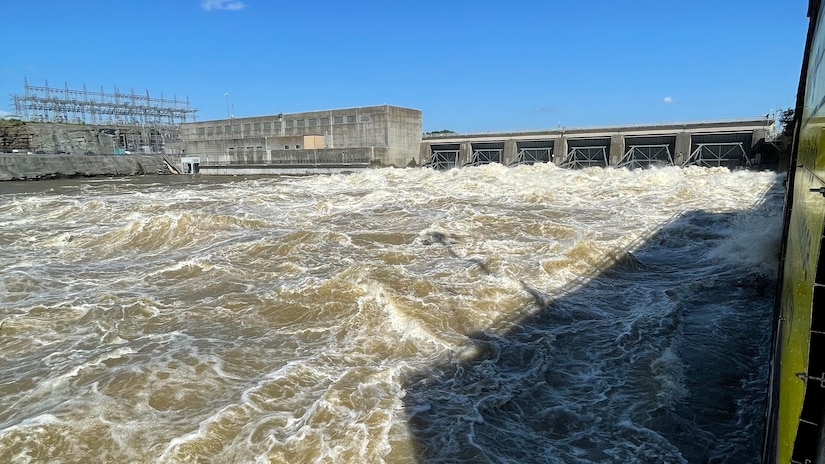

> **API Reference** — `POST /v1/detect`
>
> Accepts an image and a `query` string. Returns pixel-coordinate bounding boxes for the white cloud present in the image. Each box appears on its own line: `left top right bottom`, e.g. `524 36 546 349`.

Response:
201 0 247 11
663 96 674 104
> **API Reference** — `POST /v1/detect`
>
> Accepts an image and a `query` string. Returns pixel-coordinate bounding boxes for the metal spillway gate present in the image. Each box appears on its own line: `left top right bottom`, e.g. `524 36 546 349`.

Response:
510 140 554 166
424 143 460 170
560 138 610 169
617 136 677 169
466 142 504 167
684 133 752 168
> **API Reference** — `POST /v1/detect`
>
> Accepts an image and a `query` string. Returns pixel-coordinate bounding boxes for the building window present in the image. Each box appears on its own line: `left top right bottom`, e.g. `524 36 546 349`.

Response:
295 144 301 149
254 123 261 132
275 121 282 129
360 114 371 122
297 120 305 127
334 116 344 124
225 125 231 134
196 127 205 135
321 117 330 125
233 125 241 133
243 124 251 133
264 122 271 131
206 127 214 136
308 118 317 126
284 145 289 149
346 115 356 123
286 120 293 128
215 126 222 135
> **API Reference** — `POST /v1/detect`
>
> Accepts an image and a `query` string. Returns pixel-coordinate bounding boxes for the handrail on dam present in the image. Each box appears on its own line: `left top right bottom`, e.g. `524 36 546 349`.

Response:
202 157 372 167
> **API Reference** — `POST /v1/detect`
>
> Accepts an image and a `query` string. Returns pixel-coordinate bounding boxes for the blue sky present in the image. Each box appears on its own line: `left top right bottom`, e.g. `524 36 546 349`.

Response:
0 0 809 133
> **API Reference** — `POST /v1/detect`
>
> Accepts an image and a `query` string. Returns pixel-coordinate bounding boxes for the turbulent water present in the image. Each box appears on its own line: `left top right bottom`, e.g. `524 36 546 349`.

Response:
0 164 783 463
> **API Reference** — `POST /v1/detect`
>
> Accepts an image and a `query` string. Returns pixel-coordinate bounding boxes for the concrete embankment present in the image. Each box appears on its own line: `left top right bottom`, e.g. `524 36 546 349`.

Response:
0 154 176 181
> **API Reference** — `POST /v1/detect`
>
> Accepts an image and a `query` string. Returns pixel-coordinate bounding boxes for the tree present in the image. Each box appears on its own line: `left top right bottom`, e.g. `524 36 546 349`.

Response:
779 108 795 138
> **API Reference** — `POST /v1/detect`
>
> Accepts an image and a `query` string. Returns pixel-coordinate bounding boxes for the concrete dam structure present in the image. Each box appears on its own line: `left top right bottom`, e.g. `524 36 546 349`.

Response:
420 117 775 170
175 112 775 174
171 105 423 174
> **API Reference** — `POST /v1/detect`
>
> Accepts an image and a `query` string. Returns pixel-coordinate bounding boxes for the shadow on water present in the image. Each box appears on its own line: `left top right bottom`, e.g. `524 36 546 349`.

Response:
403 178 782 463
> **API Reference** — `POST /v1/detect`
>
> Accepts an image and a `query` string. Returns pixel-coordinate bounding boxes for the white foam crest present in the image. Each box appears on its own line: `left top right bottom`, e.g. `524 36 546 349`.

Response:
649 346 688 406
46 346 137 385
251 365 404 464
218 368 328 453
201 354 246 381
147 256 216 277
612 420 689 463
359 282 456 351
156 407 239 463
706 197 783 275
0 413 63 436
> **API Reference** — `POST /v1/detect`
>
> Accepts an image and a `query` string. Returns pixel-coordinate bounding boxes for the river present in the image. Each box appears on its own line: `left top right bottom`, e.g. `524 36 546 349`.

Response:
0 164 782 463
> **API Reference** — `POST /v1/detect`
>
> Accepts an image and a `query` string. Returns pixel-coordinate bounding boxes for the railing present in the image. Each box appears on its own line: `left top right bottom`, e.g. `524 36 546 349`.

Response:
205 151 371 166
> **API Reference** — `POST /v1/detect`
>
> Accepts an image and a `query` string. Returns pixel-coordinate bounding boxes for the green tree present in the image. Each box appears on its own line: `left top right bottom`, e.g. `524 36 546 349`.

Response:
779 108 795 137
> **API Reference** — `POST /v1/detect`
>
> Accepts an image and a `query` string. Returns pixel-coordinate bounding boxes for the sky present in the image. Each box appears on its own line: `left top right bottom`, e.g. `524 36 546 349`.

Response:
0 0 810 133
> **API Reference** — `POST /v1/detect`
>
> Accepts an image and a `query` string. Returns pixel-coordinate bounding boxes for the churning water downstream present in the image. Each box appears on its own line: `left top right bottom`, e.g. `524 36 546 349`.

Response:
0 164 782 463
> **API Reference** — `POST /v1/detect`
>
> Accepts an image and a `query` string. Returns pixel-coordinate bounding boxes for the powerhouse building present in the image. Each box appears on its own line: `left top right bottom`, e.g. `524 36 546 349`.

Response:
171 105 422 168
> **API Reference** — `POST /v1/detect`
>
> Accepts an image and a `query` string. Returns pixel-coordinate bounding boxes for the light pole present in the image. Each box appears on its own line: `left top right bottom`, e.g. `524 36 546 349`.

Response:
223 92 230 164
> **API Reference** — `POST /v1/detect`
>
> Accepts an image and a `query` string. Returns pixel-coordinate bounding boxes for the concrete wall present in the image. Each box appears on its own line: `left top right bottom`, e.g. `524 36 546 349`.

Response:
385 106 423 167
270 135 305 150
0 154 179 181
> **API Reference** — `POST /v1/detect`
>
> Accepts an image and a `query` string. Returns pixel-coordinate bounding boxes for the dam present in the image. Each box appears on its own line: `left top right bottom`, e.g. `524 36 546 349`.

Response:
175 112 776 173
2 79 779 177
420 117 776 170
4 79 779 175
0 113 778 179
